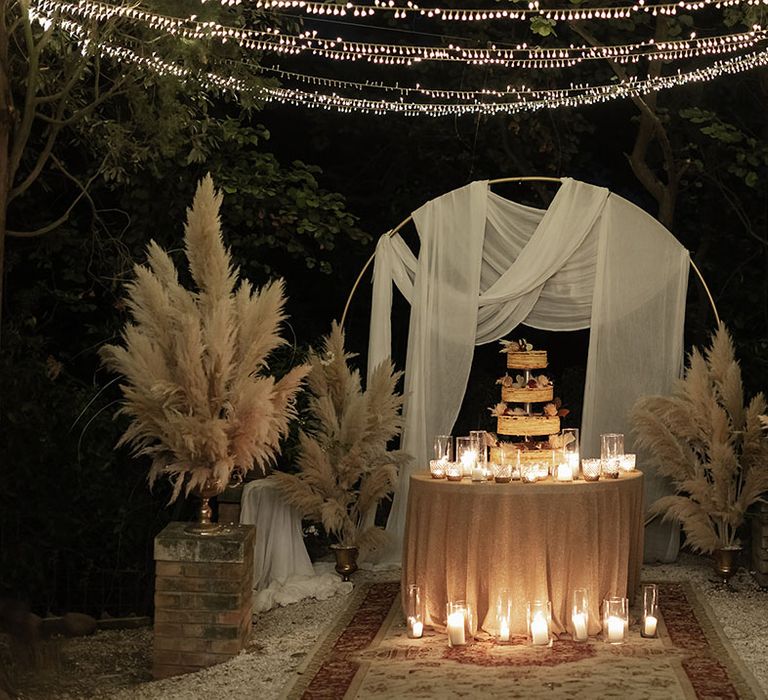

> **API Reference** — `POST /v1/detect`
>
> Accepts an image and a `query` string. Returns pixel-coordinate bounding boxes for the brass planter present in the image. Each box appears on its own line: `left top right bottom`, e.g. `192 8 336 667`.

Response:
331 544 359 582
712 546 741 585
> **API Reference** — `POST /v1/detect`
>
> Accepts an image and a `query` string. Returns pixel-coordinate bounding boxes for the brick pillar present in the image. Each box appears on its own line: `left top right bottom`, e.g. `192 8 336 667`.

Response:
752 501 768 587
153 522 256 679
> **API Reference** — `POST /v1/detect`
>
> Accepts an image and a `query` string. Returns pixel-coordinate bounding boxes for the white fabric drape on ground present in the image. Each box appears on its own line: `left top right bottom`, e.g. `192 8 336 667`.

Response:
368 178 689 566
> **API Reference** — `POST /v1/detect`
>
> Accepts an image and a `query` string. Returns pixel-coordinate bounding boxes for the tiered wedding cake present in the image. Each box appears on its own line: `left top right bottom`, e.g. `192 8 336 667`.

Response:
490 339 561 463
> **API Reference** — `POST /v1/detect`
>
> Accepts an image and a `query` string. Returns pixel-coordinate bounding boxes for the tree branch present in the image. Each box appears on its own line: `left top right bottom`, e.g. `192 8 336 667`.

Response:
6 157 101 238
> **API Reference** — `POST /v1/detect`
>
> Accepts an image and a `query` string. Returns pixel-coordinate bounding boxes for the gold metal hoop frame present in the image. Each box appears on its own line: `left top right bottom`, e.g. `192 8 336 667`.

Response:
340 176 720 327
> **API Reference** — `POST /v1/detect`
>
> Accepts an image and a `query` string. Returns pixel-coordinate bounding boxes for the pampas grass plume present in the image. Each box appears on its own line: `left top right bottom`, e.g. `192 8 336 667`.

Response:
101 174 309 502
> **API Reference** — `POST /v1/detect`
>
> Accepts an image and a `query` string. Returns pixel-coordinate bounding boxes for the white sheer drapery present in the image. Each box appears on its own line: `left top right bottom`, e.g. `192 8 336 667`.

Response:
368 178 689 566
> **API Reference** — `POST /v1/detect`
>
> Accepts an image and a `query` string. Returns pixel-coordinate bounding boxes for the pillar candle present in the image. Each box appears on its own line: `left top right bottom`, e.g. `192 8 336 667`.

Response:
531 614 549 645
447 610 466 646
607 615 624 643
572 612 588 641
643 615 658 637
499 618 510 642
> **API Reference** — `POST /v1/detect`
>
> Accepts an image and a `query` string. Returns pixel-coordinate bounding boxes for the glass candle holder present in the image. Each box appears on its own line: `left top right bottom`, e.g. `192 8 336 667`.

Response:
527 600 553 646
571 588 589 642
446 601 475 647
582 458 601 482
601 433 624 460
562 428 580 480
555 460 574 482
456 436 477 477
619 453 637 473
536 457 551 480
406 584 424 639
434 435 454 463
445 461 463 481
470 430 489 478
641 584 659 638
492 460 512 483
495 588 512 642
429 459 447 479
601 458 620 479
521 462 539 483
602 597 628 644
510 448 522 480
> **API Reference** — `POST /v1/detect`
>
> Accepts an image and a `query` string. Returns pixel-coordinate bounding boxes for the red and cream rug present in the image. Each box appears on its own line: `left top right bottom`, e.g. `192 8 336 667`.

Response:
285 581 765 699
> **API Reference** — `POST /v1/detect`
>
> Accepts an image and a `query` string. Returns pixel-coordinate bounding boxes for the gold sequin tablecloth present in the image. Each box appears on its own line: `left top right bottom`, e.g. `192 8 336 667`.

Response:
402 471 644 636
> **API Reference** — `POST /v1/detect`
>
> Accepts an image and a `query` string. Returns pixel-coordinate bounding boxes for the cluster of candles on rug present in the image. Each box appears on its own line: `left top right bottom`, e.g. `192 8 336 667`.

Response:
405 584 660 646
429 431 637 483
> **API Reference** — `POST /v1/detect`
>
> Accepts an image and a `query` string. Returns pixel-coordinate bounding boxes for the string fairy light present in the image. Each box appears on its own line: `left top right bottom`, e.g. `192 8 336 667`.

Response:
31 0 768 69
28 5 768 117
211 0 768 24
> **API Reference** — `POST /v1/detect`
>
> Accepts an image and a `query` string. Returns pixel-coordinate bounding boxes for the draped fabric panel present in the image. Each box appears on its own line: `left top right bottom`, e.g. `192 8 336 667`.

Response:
368 178 689 566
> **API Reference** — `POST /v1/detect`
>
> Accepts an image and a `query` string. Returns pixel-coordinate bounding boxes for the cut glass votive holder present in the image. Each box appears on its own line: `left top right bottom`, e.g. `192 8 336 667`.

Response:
434 434 454 463
406 584 424 639
496 588 512 642
527 599 553 646
445 461 463 481
446 600 475 647
602 458 620 479
429 459 447 479
582 458 601 482
602 597 628 644
571 588 589 642
619 453 637 473
492 459 512 483
521 462 539 483
641 584 659 638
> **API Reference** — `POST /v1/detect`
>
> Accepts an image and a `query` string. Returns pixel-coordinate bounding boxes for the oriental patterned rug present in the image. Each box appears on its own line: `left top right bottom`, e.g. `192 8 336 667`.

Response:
284 581 765 700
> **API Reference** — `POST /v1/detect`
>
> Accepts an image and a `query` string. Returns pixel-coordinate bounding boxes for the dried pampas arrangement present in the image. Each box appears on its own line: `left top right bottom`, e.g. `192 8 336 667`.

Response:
271 322 410 556
100 175 309 503
632 323 768 553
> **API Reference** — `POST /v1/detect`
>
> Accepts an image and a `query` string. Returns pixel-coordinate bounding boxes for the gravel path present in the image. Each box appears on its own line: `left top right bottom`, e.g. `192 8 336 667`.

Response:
3 554 766 699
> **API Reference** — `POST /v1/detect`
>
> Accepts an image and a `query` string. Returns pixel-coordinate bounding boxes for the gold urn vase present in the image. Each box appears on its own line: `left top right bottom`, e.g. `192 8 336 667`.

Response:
185 476 227 536
331 544 359 582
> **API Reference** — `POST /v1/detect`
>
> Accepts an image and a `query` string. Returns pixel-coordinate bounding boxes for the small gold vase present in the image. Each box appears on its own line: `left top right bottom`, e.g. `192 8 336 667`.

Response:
185 475 227 536
331 544 359 582
712 547 741 585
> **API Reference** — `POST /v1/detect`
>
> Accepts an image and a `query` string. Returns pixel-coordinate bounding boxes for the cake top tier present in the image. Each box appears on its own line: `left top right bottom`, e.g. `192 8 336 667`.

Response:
499 338 548 370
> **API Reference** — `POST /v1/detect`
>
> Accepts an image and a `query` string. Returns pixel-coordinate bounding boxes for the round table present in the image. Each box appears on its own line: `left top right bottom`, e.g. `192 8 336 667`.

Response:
402 471 644 636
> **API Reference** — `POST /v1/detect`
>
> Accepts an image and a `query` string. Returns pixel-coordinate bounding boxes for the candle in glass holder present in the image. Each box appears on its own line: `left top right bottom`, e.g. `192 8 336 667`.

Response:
620 453 636 472
641 584 659 638
582 458 601 481
527 600 552 646
521 463 538 483
601 433 624 460
456 436 477 477
446 601 474 647
603 597 628 644
496 588 512 642
407 584 424 639
470 430 488 474
446 461 463 481
429 459 447 479
555 462 573 482
471 466 484 482
571 588 589 642
492 460 512 483
434 434 454 463
447 610 466 646
602 458 620 479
